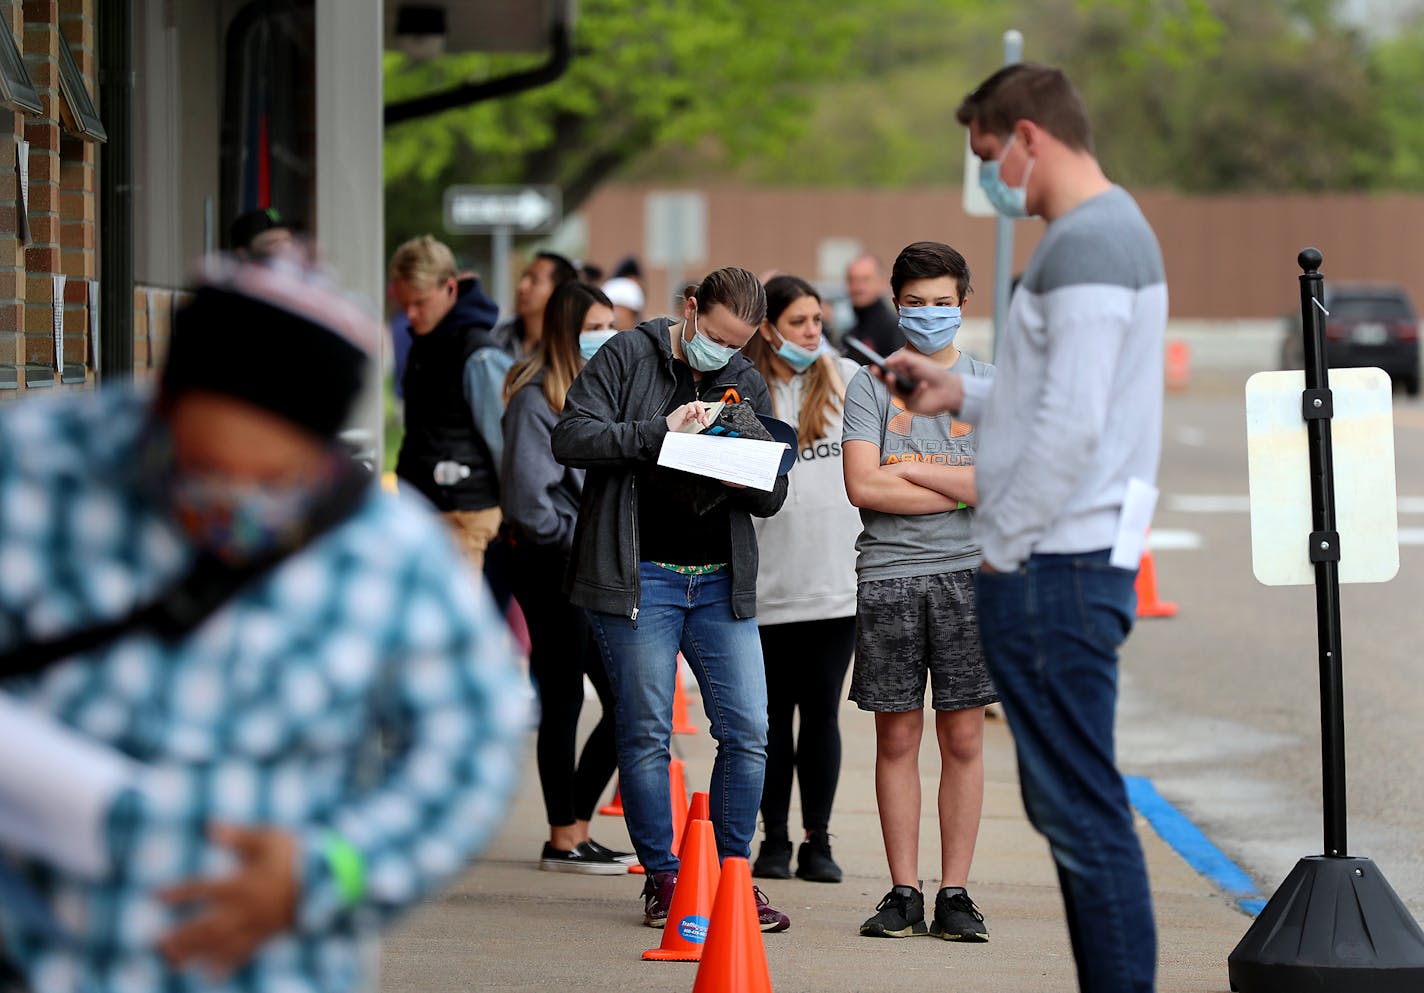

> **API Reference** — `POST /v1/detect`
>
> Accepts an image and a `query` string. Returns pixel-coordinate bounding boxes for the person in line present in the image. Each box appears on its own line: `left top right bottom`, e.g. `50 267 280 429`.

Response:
880 64 1168 993
501 281 632 874
390 236 507 573
228 207 293 260
0 255 526 993
493 252 580 358
842 254 905 362
602 276 645 330
742 275 862 885
842 241 996 943
550 267 793 933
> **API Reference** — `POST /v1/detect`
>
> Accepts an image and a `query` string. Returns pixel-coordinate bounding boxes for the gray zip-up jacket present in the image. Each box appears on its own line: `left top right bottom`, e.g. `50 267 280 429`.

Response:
551 318 789 619
501 370 584 551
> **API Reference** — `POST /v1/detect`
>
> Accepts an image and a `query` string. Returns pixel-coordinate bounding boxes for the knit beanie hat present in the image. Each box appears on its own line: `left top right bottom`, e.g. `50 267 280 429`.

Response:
161 257 376 440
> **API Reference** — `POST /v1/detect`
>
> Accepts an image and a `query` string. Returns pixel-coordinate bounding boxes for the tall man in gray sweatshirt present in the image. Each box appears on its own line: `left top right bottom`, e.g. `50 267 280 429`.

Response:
884 64 1167 993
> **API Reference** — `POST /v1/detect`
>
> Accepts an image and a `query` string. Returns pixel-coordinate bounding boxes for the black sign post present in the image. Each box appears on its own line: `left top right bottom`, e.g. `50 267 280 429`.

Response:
1228 249 1424 992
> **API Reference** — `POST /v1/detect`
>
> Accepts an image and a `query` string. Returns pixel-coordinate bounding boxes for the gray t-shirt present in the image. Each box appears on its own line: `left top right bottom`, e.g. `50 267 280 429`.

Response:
841 352 995 581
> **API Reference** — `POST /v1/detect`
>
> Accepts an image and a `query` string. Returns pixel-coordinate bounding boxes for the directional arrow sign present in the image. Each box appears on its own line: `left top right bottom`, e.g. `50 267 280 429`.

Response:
443 185 562 235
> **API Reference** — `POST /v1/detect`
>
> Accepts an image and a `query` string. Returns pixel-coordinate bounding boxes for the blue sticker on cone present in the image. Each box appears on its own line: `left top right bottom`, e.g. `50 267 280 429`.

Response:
677 914 710 944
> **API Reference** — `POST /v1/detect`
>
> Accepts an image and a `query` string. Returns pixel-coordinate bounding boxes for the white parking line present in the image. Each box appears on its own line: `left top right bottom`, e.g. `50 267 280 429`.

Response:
1148 529 1204 551
1168 494 1424 515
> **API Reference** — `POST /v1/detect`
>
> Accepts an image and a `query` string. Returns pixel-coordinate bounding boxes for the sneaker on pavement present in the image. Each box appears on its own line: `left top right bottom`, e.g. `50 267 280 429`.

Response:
795 831 842 883
642 871 678 928
860 884 928 938
929 886 989 942
753 886 791 933
540 841 626 875
581 838 637 865
752 834 792 879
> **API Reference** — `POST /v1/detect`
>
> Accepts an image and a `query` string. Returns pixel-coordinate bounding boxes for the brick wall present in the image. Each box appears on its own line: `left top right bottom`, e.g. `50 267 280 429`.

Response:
0 0 98 398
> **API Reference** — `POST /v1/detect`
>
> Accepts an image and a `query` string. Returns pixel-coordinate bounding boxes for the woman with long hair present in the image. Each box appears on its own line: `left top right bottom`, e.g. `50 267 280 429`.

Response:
501 280 630 873
741 274 863 883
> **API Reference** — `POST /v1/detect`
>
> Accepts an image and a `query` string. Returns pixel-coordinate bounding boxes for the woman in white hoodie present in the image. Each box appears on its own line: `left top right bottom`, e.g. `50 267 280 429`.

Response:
745 275 864 883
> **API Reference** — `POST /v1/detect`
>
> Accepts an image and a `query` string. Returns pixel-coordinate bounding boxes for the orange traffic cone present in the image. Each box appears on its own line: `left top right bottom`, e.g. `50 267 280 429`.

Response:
1135 548 1178 618
1165 339 1191 392
599 782 624 817
643 819 721 962
680 791 711 860
629 757 691 875
691 857 774 993
673 654 699 735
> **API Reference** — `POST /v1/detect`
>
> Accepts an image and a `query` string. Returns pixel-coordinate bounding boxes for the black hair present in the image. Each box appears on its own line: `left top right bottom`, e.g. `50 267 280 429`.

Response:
891 241 972 301
955 62 1093 153
534 251 579 287
763 274 820 325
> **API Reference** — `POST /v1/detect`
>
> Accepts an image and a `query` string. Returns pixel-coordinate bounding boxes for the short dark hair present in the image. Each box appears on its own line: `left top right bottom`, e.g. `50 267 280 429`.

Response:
955 63 1093 153
891 242 972 301
534 251 579 287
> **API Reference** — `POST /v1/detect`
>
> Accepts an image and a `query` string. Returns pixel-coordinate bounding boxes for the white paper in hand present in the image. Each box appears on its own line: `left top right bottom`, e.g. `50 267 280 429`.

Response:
657 431 787 491
0 691 140 878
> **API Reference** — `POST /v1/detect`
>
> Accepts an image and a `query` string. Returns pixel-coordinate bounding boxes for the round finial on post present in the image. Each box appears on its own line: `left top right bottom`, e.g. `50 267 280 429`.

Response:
1299 247 1323 273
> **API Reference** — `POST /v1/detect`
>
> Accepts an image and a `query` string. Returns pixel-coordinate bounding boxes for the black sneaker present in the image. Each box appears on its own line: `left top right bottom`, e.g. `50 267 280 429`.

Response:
752 833 792 879
753 886 791 933
642 870 678 928
861 885 928 938
582 838 637 865
930 887 989 942
540 842 626 875
795 832 842 883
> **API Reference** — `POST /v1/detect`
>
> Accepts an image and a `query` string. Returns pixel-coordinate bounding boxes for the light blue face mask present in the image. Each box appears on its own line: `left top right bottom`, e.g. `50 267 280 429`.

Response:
774 332 825 374
978 133 1034 219
897 305 962 354
579 330 618 360
682 313 742 372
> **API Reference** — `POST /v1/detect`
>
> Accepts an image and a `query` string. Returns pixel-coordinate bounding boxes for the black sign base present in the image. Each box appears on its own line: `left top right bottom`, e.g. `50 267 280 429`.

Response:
1229 856 1424 992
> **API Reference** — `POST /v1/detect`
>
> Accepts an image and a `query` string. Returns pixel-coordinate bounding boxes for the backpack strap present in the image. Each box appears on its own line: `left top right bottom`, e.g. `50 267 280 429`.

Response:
0 462 373 679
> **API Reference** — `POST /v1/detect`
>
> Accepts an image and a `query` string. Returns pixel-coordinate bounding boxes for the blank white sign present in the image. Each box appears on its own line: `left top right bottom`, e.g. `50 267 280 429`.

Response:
1246 368 1398 586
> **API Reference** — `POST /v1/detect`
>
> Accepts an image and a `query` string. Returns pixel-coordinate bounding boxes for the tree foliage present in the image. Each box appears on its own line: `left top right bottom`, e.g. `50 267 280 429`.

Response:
383 0 1424 248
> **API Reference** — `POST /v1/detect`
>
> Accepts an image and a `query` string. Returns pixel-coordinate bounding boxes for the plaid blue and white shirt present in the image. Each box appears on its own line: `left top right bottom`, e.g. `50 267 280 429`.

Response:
0 387 528 993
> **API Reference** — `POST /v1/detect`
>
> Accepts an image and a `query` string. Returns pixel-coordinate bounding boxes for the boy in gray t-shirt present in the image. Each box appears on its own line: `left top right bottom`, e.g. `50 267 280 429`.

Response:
841 241 996 944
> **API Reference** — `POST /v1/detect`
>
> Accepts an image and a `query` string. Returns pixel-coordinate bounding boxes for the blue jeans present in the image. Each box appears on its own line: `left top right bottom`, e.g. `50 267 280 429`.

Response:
975 551 1156 993
589 562 768 872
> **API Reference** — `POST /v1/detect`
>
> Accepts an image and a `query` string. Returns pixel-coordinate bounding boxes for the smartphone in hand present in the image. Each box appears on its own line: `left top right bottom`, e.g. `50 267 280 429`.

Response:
845 337 918 395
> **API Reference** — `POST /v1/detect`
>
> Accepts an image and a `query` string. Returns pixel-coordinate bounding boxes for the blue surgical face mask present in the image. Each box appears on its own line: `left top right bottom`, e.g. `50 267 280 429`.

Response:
897 305 962 354
978 133 1035 219
773 331 824 374
682 313 742 372
579 329 618 360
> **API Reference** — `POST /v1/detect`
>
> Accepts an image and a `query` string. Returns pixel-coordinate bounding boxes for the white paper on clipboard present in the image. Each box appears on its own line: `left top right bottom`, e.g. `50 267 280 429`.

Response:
1109 477 1159 570
657 431 787 491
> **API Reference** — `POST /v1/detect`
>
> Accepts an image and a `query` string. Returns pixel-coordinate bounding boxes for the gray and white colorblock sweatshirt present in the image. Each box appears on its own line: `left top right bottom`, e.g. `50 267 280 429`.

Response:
959 185 1167 571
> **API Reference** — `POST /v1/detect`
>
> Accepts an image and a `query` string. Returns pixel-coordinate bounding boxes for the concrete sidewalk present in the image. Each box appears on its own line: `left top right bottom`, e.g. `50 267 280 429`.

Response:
380 691 1248 993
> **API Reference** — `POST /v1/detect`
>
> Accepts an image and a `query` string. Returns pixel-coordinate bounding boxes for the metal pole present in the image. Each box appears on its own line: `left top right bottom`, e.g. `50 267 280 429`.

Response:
1297 246 1347 857
492 226 512 318
98 0 134 381
991 29 1023 360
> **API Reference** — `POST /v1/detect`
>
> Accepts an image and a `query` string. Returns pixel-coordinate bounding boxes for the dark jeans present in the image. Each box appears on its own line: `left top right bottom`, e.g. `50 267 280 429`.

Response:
509 538 617 828
758 616 855 835
975 550 1155 993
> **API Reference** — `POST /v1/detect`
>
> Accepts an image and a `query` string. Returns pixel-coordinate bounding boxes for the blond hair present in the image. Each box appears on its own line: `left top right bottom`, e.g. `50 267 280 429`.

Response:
389 235 457 289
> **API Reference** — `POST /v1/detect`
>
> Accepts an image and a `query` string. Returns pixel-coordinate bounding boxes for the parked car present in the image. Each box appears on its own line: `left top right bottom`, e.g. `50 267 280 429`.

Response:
1280 282 1420 396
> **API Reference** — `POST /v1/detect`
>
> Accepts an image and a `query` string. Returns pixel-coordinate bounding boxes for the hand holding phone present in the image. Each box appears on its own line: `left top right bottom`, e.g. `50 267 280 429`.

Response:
845 337 918 395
